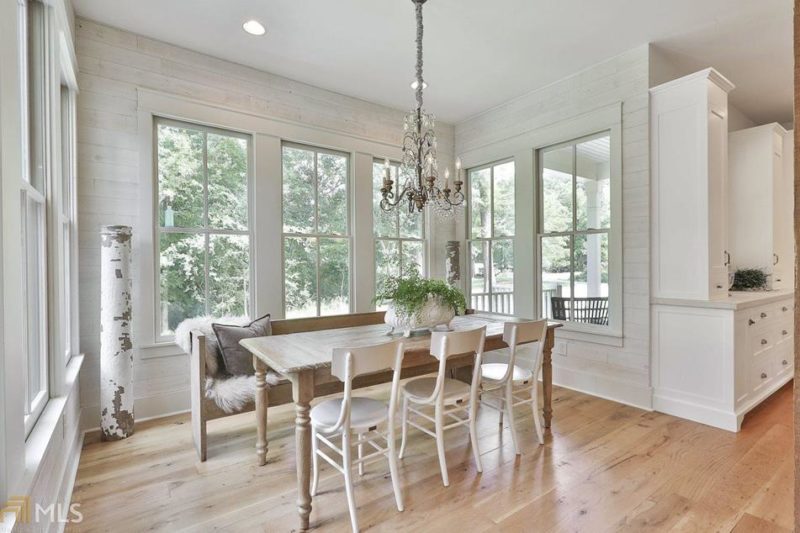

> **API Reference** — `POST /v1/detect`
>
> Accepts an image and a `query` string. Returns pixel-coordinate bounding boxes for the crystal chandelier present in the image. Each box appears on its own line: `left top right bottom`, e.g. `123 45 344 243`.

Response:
379 0 465 217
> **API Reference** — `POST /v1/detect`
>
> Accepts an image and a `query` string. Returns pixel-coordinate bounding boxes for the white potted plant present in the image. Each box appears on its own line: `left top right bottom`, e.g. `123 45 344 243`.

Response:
375 270 467 337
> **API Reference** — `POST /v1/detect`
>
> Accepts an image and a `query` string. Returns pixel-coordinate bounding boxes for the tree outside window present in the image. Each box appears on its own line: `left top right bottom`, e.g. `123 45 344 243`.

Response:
467 160 515 314
282 144 350 318
372 159 425 308
157 120 251 335
540 133 611 326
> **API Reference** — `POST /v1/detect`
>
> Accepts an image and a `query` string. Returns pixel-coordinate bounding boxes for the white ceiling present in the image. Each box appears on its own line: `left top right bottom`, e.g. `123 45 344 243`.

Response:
71 0 793 125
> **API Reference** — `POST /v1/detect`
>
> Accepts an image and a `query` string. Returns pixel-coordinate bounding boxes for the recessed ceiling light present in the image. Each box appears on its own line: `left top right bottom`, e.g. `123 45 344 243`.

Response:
243 19 266 36
410 80 428 90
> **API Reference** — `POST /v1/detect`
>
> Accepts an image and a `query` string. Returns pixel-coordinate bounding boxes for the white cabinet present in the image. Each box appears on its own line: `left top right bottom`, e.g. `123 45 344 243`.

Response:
651 68 735 300
652 292 794 432
728 124 793 289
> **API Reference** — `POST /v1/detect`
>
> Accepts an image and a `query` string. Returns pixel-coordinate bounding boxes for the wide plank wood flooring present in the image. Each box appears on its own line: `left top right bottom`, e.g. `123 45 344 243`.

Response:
68 381 794 532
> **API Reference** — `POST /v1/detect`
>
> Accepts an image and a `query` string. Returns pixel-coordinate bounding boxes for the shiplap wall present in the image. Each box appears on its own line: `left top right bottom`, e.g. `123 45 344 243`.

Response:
76 18 456 423
456 46 653 407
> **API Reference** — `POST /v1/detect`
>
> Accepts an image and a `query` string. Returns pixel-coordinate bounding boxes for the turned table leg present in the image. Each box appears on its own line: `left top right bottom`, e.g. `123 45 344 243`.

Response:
254 356 269 466
291 369 315 531
542 329 555 429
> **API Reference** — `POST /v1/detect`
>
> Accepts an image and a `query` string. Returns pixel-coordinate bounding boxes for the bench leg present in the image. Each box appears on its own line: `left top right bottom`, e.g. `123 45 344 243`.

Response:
254 356 269 466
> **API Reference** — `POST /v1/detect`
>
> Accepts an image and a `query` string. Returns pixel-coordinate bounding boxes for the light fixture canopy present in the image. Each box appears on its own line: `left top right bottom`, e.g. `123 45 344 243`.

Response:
379 0 464 218
242 19 266 36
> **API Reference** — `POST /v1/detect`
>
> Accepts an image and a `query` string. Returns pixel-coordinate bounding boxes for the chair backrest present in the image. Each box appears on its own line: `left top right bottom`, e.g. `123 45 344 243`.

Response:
494 319 548 384
551 296 608 325
430 327 486 360
331 339 403 381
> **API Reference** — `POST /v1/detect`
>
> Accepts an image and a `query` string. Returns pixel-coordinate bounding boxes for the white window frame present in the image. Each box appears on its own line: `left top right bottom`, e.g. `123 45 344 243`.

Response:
466 158 515 315
372 158 427 294
153 117 254 342
535 129 622 337
281 142 352 318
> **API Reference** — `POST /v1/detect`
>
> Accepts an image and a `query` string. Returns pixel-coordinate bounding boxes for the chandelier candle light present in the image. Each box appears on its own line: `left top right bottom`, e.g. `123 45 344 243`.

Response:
380 0 465 217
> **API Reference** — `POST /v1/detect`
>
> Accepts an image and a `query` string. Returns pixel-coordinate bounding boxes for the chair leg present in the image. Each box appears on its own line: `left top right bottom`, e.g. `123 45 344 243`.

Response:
532 387 545 445
387 423 404 512
342 430 359 533
399 396 409 459
357 432 364 476
469 397 483 473
505 383 519 455
310 427 320 496
498 396 505 426
434 404 450 487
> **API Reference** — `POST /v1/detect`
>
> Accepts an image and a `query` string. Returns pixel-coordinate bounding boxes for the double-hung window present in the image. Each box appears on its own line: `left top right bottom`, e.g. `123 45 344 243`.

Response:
282 144 350 318
467 160 515 314
372 159 425 301
156 119 252 337
22 0 49 434
539 132 612 328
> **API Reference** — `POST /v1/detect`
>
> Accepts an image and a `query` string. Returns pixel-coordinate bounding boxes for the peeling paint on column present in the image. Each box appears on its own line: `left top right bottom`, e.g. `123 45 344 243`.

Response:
445 240 461 286
100 225 135 440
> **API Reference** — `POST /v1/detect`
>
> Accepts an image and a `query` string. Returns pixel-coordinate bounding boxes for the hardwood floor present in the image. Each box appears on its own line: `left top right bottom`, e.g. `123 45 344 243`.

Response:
68 382 794 532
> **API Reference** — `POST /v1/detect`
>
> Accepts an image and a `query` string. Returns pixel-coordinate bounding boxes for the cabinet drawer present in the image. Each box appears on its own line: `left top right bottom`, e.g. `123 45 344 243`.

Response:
776 301 793 320
746 305 774 328
748 330 774 356
749 352 776 393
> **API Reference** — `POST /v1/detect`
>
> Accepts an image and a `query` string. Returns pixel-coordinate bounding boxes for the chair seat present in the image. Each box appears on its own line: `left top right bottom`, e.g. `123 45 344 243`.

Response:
403 377 471 404
311 397 388 430
481 363 533 384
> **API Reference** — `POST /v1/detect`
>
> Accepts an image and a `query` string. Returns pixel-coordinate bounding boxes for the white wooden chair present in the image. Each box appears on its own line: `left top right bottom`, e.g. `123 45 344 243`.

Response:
480 319 548 454
310 339 405 533
398 327 486 487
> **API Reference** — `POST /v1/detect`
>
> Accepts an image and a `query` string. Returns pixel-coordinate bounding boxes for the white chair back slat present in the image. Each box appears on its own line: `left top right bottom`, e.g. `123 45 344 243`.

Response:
431 327 486 360
503 319 547 346
332 340 403 381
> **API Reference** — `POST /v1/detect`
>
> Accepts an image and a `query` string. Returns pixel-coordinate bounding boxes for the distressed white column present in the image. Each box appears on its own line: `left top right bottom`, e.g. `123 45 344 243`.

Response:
100 225 134 440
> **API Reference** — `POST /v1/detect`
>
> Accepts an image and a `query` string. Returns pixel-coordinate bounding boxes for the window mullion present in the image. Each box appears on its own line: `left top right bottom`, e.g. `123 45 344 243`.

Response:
203 132 210 315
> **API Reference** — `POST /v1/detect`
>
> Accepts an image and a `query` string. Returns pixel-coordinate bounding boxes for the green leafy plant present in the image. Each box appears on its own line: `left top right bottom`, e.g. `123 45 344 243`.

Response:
374 270 467 318
731 268 768 291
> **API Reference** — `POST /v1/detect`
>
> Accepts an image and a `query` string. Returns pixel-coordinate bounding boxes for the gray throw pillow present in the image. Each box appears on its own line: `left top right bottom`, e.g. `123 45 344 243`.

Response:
212 314 271 376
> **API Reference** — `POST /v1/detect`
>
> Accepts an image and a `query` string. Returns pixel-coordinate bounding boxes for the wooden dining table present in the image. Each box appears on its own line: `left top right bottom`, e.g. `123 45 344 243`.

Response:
241 313 561 531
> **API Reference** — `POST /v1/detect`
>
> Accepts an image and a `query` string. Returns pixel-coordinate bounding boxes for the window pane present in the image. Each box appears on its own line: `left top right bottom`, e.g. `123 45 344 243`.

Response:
373 162 398 237
375 239 400 297
491 240 514 293
207 133 248 230
470 241 490 311
208 234 250 318
317 152 348 235
573 232 609 325
319 238 349 316
157 124 205 228
27 1 46 193
25 198 45 409
576 135 611 231
542 145 573 233
401 240 424 276
541 235 572 320
284 236 318 318
469 167 491 238
282 146 316 234
159 232 205 335
493 162 515 237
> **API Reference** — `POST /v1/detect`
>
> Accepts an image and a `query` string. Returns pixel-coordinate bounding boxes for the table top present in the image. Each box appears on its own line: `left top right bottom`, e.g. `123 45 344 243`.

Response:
241 313 559 375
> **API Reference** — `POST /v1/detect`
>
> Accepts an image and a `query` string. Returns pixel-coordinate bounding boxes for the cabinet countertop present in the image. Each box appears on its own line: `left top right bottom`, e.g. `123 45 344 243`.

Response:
652 289 794 310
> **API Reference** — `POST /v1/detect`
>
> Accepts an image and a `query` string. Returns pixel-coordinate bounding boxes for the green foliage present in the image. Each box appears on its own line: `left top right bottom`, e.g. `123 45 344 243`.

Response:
732 268 768 291
374 269 467 318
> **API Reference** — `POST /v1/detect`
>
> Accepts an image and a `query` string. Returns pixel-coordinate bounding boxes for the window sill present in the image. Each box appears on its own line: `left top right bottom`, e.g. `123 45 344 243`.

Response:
139 341 185 360
553 323 623 347
19 353 84 497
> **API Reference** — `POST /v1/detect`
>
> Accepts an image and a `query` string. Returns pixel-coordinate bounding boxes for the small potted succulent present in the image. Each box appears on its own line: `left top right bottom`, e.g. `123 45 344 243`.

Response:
375 270 467 337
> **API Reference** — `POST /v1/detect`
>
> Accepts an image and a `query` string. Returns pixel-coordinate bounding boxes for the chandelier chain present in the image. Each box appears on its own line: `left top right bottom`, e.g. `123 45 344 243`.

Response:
415 0 424 110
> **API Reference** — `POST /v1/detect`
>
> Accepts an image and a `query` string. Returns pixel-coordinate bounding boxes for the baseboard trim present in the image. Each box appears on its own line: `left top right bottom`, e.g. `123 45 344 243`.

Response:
552 364 653 411
653 393 740 431
57 418 84 533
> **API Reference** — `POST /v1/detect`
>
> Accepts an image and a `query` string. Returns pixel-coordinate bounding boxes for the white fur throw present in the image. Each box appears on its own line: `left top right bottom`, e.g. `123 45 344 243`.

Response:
174 315 282 414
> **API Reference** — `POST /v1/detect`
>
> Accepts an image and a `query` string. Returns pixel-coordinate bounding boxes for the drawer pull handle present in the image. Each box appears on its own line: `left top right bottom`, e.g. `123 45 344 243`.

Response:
761 312 768 318
783 330 788 336
748 319 755 326
783 360 789 366
783 306 789 312
761 339 768 345
761 372 768 379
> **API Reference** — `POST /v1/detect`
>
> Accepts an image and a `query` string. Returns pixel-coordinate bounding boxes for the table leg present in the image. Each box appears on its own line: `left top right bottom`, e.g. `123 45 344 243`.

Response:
291 369 315 531
254 356 269 466
542 329 555 429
